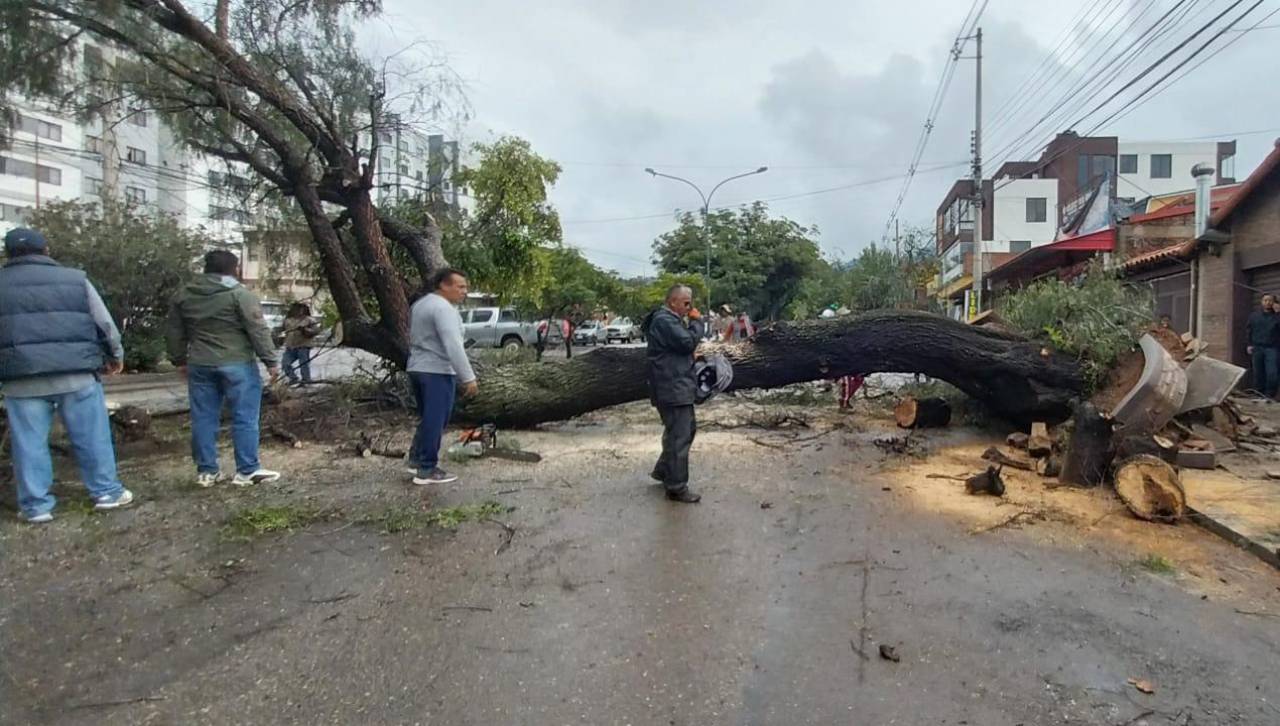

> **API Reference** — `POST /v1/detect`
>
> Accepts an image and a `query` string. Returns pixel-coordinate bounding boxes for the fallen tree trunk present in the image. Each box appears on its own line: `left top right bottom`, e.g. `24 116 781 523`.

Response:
454 310 1085 428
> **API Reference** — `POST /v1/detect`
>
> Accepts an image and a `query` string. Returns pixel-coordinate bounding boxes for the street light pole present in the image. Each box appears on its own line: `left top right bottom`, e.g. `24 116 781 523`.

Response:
645 166 768 315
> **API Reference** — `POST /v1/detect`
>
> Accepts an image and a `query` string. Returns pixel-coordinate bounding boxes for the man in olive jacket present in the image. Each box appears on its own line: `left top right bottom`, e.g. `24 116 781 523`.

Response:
641 284 706 503
166 250 281 488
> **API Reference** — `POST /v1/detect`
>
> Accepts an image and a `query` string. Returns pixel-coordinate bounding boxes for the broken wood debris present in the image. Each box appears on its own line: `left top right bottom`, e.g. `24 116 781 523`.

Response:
964 465 1006 497
981 446 1034 472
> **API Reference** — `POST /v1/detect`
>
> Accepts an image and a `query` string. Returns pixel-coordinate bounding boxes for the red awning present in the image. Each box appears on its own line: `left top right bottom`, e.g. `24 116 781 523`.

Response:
987 228 1115 285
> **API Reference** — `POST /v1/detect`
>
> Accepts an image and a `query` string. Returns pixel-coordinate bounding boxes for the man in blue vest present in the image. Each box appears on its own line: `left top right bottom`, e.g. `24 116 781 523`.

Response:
0 228 134 523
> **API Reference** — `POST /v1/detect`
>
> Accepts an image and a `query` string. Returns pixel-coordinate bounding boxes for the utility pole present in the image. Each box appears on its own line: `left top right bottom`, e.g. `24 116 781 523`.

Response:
33 131 41 210
894 218 900 258
968 27 984 318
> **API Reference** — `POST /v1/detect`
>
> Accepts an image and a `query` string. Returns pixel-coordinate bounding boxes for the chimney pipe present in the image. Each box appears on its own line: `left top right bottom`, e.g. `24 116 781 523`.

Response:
1192 163 1214 238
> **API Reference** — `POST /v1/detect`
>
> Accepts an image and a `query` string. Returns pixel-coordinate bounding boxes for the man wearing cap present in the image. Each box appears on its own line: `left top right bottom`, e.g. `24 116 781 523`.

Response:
0 228 134 523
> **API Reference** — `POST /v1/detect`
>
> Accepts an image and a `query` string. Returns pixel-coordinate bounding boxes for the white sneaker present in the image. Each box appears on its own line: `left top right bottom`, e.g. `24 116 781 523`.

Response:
19 511 53 524
93 489 134 510
232 469 281 486
196 472 224 488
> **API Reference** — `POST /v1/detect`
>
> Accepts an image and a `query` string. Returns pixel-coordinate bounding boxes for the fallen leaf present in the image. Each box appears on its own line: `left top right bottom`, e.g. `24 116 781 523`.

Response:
878 644 900 662
1127 677 1155 694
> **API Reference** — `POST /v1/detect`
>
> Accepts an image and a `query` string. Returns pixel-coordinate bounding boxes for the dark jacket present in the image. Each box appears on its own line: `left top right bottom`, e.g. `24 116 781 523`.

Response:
165 274 279 367
641 307 705 408
0 256 103 381
1246 310 1280 347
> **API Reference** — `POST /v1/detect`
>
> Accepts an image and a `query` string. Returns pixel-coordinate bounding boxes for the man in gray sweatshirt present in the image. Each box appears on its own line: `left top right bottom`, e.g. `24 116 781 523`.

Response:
407 267 478 484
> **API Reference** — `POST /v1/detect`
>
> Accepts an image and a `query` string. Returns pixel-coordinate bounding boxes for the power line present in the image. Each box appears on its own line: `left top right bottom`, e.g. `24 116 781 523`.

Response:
881 0 989 240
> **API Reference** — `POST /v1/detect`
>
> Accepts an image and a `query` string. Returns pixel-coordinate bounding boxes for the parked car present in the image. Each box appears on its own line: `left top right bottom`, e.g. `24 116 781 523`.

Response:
573 320 603 346
462 307 539 351
605 317 639 344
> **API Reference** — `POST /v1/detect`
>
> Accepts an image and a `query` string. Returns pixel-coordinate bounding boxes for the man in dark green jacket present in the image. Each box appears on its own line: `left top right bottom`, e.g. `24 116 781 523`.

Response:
1246 293 1280 398
166 250 281 487
641 284 706 503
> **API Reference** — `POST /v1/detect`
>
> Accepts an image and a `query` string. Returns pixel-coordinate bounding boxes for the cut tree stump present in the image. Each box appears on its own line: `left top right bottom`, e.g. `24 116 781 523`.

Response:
453 310 1085 428
110 405 151 442
895 396 952 429
1114 455 1186 523
1060 401 1114 487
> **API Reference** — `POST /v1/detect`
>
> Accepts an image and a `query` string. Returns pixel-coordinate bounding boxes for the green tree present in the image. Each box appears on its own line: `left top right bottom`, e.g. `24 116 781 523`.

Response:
27 199 207 371
652 203 821 320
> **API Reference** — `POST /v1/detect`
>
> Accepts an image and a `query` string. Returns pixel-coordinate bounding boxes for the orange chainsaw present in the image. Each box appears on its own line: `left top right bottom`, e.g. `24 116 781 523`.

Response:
458 424 542 463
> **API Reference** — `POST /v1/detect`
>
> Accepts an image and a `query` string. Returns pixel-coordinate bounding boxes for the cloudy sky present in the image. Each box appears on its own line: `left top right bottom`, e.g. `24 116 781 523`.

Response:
370 0 1280 276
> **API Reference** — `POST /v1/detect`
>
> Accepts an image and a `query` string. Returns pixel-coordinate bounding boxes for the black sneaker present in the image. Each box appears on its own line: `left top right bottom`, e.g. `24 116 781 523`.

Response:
413 468 458 485
666 488 702 504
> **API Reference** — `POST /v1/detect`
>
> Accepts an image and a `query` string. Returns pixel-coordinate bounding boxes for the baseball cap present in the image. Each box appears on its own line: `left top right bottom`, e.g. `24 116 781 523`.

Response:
3 228 48 255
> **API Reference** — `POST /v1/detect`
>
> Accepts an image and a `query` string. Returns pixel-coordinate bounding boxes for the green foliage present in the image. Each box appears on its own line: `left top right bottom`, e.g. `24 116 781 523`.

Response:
998 262 1153 388
450 136 563 304
1135 553 1176 575
27 199 208 371
358 500 506 533
221 505 328 541
652 202 821 320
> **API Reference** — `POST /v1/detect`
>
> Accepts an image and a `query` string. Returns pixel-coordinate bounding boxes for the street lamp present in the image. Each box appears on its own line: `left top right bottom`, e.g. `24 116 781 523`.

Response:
645 166 769 314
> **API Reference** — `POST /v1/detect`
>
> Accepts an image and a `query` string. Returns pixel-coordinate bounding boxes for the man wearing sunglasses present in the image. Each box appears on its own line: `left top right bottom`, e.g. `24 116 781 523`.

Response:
640 284 706 503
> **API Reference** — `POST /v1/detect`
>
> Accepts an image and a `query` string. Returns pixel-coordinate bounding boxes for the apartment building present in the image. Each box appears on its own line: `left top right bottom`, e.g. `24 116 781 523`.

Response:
364 116 465 211
933 131 1236 317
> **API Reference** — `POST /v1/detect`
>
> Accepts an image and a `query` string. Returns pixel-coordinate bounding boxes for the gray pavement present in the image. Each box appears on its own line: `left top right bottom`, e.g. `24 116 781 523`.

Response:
2 412 1277 725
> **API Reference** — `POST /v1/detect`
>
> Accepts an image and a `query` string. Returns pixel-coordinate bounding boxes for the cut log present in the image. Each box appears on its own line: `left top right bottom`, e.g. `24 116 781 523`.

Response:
110 405 152 442
1113 455 1186 523
1060 401 1114 487
982 446 1035 471
1035 454 1062 478
264 426 303 449
1113 434 1177 465
965 466 1006 496
1028 422 1052 458
354 431 408 459
894 396 951 429
1006 431 1030 449
454 310 1085 428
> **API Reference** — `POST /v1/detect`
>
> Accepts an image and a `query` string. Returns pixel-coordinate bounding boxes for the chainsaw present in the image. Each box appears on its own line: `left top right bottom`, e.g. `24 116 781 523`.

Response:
458 424 542 463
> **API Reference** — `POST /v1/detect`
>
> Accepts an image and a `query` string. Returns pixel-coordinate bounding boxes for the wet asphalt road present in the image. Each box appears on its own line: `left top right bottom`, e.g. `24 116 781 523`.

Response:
2 419 1279 725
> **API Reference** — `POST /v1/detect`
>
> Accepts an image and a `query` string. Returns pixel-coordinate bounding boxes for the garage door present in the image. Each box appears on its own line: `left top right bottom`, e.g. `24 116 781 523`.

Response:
1249 264 1280 307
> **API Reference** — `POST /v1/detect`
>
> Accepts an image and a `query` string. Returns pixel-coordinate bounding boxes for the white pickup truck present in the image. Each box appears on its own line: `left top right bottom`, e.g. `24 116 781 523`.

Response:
461 307 539 351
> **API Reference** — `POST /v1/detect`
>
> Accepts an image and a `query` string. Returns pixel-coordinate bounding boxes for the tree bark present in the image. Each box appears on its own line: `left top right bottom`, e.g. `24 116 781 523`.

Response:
455 310 1085 428
1060 401 1114 487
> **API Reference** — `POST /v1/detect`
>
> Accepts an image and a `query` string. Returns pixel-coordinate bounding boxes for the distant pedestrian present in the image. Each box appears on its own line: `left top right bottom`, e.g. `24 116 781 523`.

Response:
725 310 756 341
281 302 321 385
0 228 135 522
641 284 706 503
1246 293 1280 397
838 374 865 409
166 250 281 488
407 268 478 485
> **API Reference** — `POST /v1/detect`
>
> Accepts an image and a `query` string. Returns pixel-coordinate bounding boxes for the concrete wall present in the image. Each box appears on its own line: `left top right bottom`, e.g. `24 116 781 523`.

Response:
991 178 1058 252
1196 169 1280 365
1117 141 1220 199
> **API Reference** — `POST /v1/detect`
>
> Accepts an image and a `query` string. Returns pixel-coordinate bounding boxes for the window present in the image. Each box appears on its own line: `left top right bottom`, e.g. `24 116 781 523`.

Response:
1077 154 1116 187
126 146 146 165
85 177 104 197
1221 154 1236 180
128 110 148 127
416 170 423 181
470 309 493 324
15 113 62 142
1025 197 1047 223
0 155 62 185
499 309 518 323
1151 154 1172 179
378 131 392 143
124 186 147 204
0 203 31 223
1009 240 1032 254
1119 154 1138 174
209 204 251 224
85 135 102 154
248 245 259 262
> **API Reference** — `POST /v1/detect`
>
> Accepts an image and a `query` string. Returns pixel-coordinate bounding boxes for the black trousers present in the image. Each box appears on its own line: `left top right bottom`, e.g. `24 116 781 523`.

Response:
653 405 696 492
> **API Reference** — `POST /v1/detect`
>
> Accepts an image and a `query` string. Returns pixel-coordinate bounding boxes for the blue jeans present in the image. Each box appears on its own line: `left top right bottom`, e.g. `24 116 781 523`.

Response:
4 382 124 517
1252 346 1279 397
282 347 312 383
188 362 262 475
409 372 456 473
